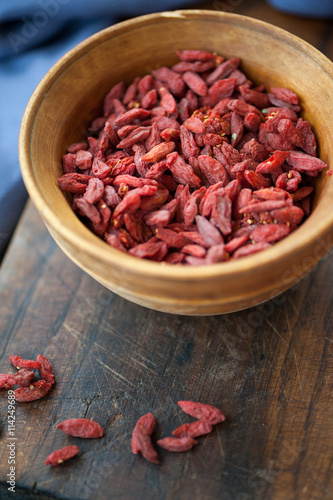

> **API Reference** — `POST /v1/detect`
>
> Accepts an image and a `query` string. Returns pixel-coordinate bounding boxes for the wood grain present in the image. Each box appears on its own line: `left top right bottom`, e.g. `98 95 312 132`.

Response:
0 200 332 500
1 1 333 499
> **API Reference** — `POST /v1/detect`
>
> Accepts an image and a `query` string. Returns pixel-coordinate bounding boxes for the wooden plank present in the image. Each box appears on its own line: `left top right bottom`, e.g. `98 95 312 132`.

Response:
0 201 332 499
1 2 333 498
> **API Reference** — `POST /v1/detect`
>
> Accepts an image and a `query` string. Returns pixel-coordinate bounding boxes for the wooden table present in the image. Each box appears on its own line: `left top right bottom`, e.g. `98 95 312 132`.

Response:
1 2 333 499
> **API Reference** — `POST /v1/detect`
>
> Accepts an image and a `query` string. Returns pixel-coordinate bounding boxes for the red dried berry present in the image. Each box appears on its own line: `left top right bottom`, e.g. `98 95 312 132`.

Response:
176 50 215 62
233 241 271 259
172 420 213 438
0 374 15 389
178 401 225 425
157 436 197 452
182 71 208 97
251 223 290 243
36 354 55 385
271 86 299 105
131 413 159 464
11 369 35 387
15 380 52 402
45 445 80 466
57 418 105 438
141 141 175 162
9 355 41 370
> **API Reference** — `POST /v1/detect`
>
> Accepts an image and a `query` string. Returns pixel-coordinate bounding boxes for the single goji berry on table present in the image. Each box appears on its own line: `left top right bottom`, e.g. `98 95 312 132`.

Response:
57 418 105 438
172 420 213 438
157 436 197 452
178 401 226 425
45 445 80 466
131 413 159 464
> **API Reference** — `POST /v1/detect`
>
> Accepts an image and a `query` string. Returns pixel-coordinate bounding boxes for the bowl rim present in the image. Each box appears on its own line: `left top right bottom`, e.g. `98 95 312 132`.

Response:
19 9 333 281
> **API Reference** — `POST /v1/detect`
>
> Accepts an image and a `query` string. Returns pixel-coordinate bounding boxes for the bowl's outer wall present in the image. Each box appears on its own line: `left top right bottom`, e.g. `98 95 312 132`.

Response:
20 11 333 315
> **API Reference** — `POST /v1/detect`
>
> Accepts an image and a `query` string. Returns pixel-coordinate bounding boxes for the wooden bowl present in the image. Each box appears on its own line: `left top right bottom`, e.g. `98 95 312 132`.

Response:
19 10 333 315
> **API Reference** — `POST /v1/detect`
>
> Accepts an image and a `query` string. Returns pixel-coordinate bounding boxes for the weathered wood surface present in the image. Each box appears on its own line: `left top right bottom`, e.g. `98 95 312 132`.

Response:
1 203 332 500
1 2 333 499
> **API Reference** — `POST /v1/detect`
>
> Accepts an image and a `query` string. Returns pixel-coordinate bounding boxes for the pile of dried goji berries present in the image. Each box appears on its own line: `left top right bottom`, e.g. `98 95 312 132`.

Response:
132 401 225 464
1 354 105 466
57 49 328 264
1 356 225 466
0 354 54 401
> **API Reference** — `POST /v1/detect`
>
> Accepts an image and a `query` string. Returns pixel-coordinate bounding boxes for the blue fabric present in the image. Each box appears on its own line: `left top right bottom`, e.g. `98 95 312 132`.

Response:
267 0 333 17
0 0 193 255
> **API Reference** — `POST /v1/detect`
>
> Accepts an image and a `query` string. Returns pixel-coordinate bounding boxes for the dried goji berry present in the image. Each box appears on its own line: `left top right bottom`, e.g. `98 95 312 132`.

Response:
158 86 177 114
12 369 35 387
92 158 111 179
292 186 313 202
277 119 303 148
203 77 237 106
57 176 87 194
239 85 270 109
195 215 223 247
233 241 271 259
75 150 92 171
157 436 197 452
9 355 41 370
0 374 15 389
182 71 208 97
141 141 175 163
210 192 232 236
286 151 327 174
131 413 159 464
166 152 201 188
45 445 80 466
270 206 304 225
224 235 248 254
183 116 205 134
178 401 225 425
75 198 101 225
36 354 55 385
114 108 150 127
181 244 206 258
176 50 215 62
270 86 299 105
239 199 287 214
15 380 52 402
128 238 168 261
172 60 215 73
83 178 104 204
251 223 290 243
172 420 213 438
295 118 317 156
153 67 186 97
198 155 229 186
206 57 240 86
103 81 125 116
156 228 190 249
57 418 105 438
